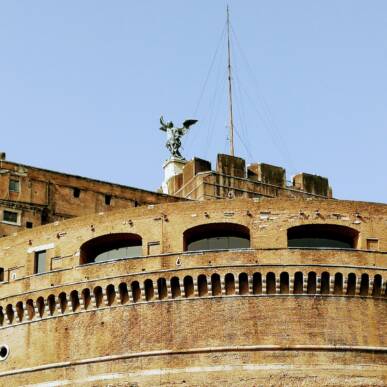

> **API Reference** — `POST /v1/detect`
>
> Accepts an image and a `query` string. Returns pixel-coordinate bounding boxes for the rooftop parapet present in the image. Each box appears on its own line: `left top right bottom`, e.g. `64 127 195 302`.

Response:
165 153 332 200
293 173 331 197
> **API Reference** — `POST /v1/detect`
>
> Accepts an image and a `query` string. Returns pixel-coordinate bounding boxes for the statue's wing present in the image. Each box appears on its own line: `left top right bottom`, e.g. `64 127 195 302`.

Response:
160 116 167 131
182 119 198 129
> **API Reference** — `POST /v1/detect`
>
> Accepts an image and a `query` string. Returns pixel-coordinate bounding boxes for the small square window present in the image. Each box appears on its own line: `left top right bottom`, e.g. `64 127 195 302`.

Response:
105 194 112 205
9 179 20 192
3 210 18 224
73 188 80 198
366 238 379 251
26 221 33 229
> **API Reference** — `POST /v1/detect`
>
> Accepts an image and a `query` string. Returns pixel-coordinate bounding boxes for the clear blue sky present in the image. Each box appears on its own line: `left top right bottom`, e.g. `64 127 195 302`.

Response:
0 1 386 203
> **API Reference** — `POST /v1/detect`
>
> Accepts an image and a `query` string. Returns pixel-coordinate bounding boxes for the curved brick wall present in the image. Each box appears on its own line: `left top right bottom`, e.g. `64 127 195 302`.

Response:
0 197 385 385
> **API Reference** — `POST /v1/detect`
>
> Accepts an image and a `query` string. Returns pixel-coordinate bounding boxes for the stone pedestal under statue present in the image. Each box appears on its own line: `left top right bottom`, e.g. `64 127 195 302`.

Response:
162 157 187 194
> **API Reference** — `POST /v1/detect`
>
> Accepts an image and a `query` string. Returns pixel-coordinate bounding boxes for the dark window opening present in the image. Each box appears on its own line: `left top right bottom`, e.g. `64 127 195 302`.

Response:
48 295 56 316
82 289 91 310
3 210 18 224
372 275 382 297
106 284 116 306
171 277 181 298
26 299 35 320
321 272 330 294
252 272 262 294
157 278 168 300
239 272 249 295
211 273 221 296
26 221 33 229
0 346 8 360
36 297 45 318
73 188 80 198
294 272 303 294
280 272 289 294
119 283 129 304
184 223 250 252
93 287 103 308
334 273 343 295
184 276 194 297
41 208 49 225
80 233 142 264
34 250 46 274
0 268 4 282
266 272 276 294
359 274 369 296
225 273 235 295
9 179 20 192
131 281 141 303
59 293 67 313
16 302 24 322
287 224 358 249
105 194 112 205
347 273 356 296
307 272 317 294
144 279 154 301
70 290 80 312
198 275 208 296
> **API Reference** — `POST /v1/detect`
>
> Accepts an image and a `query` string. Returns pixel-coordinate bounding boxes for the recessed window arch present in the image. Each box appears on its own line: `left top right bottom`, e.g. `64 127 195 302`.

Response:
80 233 142 264
183 223 250 252
287 224 358 249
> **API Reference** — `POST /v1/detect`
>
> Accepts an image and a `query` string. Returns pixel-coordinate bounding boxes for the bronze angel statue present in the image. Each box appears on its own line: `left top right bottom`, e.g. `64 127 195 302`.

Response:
160 116 198 159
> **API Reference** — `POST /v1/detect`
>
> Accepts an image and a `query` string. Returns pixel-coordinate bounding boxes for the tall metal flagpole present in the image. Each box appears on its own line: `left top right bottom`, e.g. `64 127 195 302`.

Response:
227 5 235 156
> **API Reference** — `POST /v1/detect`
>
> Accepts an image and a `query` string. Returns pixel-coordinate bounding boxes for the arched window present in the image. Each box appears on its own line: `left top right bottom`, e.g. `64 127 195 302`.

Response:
93 287 103 307
239 273 249 295
307 272 317 294
157 278 168 300
118 283 129 304
16 302 24 322
198 275 208 297
280 272 289 294
347 273 356 296
47 295 56 316
58 293 67 313
36 297 45 318
334 273 343 295
266 272 276 294
26 299 35 320
80 233 142 264
294 272 303 294
252 272 262 294
70 290 80 312
321 272 330 295
6 304 14 324
225 273 235 295
82 289 91 310
131 281 141 303
144 279 154 301
106 285 116 306
170 277 181 298
360 274 369 296
287 224 358 249
184 276 194 298
372 275 382 297
184 223 250 252
211 273 221 296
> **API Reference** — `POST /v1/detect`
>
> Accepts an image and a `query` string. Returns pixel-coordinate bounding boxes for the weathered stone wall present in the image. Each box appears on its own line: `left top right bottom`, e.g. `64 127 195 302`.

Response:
0 160 184 237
